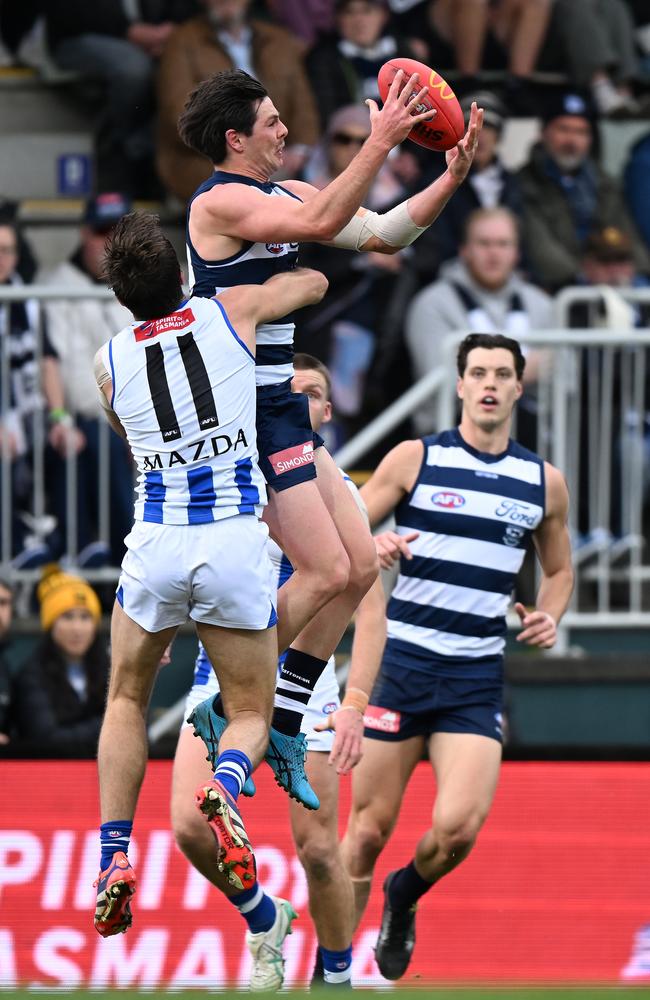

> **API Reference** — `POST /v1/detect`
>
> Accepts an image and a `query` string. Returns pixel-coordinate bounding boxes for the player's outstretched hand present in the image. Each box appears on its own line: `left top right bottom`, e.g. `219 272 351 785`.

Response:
514 602 557 648
445 101 484 183
366 70 437 151
315 706 364 775
374 529 419 570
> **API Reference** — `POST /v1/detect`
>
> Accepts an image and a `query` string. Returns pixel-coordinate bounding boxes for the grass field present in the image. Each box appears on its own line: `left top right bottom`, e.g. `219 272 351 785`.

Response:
8 989 650 999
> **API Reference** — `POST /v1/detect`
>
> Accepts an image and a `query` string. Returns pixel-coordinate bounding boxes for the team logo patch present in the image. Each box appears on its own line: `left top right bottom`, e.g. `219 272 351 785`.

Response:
268 441 314 476
364 706 401 734
432 491 465 509
265 243 285 255
322 702 337 715
134 308 195 341
503 524 525 547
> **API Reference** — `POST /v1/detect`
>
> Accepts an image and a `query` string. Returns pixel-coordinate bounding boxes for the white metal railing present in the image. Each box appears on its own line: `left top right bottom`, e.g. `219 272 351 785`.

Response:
334 320 650 633
0 284 121 583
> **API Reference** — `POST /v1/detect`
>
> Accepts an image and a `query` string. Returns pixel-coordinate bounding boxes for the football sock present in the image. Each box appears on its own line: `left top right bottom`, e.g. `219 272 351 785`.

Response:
230 883 276 933
272 649 328 736
99 820 132 871
213 749 252 801
388 860 434 910
320 945 353 985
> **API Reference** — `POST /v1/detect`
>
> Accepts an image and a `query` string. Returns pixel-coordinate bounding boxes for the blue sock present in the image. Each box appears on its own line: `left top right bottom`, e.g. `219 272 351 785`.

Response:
388 860 433 909
320 945 353 985
214 749 252 801
99 820 132 871
230 884 277 933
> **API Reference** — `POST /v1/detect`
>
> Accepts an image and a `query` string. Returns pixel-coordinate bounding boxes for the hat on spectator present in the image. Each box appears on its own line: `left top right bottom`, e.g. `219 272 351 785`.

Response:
541 91 595 127
38 565 101 631
460 91 506 134
583 226 633 263
83 193 132 233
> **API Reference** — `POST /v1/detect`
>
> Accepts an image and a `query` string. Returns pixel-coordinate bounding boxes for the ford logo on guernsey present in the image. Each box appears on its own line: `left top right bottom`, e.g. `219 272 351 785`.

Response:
432 491 465 509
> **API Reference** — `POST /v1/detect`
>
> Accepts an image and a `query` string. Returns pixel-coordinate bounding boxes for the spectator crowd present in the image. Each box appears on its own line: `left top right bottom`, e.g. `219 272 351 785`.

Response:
0 0 649 583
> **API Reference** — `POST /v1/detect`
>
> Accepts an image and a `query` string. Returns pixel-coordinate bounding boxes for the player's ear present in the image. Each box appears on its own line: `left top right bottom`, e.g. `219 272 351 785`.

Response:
456 375 464 399
225 128 244 153
323 401 333 423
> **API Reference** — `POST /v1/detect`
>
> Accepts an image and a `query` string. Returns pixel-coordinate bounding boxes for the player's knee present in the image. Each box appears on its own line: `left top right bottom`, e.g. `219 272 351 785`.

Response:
347 538 379 598
314 549 351 602
295 832 339 883
171 803 204 858
349 814 390 870
434 812 483 861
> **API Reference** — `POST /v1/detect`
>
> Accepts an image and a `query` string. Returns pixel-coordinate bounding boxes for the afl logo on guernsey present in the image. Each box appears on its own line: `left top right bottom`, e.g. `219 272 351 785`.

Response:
432 491 465 509
265 242 299 255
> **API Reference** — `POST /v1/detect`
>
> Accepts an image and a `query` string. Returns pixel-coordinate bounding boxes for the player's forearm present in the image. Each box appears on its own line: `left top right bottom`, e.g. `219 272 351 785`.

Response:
535 566 574 625
346 577 387 696
306 136 394 241
406 168 462 228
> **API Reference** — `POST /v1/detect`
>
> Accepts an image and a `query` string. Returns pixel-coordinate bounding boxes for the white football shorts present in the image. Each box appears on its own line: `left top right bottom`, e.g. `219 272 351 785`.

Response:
117 516 276 633
183 654 340 753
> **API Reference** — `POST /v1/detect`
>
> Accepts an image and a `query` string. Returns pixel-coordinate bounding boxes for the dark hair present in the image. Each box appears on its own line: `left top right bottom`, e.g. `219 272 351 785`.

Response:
293 352 332 398
178 70 268 165
456 333 526 380
103 212 182 319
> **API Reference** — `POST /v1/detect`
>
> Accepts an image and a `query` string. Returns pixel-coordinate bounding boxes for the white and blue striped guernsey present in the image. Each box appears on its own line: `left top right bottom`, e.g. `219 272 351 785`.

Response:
102 295 266 526
386 428 545 672
187 171 300 388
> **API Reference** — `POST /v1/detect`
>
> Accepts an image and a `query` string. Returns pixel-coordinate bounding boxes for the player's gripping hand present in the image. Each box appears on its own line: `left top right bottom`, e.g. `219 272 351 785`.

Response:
315 706 364 776
514 602 557 648
445 101 484 183
374 530 419 570
366 70 438 151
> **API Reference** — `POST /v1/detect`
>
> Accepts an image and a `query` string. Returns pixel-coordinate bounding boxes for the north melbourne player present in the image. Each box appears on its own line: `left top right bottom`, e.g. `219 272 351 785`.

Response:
91 213 326 983
178 69 483 807
173 355 387 988
342 333 574 979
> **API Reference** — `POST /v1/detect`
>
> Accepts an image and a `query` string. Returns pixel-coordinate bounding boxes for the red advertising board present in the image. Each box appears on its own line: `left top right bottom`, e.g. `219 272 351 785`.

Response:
1 761 650 988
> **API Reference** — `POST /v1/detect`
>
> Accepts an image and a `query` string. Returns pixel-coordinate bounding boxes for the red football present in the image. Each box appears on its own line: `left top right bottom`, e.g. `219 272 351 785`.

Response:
377 57 465 152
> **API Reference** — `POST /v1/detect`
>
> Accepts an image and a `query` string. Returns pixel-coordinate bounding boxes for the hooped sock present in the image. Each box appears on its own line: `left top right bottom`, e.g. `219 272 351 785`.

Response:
99 820 133 871
320 944 353 985
387 860 434 910
230 883 276 933
213 749 253 801
272 648 328 736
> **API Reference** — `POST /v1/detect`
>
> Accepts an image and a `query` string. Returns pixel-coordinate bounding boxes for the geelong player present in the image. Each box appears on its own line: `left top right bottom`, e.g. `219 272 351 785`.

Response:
173 355 387 989
91 213 327 984
178 69 483 806
342 333 574 979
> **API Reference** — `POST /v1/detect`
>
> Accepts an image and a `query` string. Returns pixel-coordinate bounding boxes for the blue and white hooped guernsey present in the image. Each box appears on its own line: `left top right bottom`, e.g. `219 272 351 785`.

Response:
187 171 300 388
386 428 545 675
102 295 266 526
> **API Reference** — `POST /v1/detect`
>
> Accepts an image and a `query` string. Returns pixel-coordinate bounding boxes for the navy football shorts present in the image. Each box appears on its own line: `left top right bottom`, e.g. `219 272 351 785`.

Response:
256 379 325 492
364 657 504 745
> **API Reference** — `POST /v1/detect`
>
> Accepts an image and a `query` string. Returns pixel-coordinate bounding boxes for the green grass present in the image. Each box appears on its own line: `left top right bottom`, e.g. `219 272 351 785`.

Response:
7 989 650 999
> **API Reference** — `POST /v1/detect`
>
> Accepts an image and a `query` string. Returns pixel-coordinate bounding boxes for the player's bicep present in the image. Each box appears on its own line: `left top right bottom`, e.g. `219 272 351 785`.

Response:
207 188 316 244
533 466 571 574
360 440 423 526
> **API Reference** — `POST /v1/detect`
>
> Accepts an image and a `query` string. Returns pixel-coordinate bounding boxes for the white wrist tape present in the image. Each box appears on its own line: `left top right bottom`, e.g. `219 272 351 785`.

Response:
331 202 429 251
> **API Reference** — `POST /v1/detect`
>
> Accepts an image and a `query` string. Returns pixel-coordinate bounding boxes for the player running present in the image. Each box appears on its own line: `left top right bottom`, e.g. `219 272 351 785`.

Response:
178 69 483 807
91 213 326 959
172 355 386 989
341 333 574 979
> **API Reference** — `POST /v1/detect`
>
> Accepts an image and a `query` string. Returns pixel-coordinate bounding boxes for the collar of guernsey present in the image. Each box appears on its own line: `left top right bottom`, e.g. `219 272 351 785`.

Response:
186 170 302 387
385 427 545 666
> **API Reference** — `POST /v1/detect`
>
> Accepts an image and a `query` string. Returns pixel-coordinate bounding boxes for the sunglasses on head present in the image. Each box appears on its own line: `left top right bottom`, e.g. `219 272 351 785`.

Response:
331 132 367 147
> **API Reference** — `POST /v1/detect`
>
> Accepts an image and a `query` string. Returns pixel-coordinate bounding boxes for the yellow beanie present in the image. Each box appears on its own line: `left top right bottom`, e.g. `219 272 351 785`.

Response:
38 565 102 632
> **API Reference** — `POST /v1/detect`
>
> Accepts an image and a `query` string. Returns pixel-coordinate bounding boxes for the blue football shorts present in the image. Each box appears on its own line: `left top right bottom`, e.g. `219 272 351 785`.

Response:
256 379 325 492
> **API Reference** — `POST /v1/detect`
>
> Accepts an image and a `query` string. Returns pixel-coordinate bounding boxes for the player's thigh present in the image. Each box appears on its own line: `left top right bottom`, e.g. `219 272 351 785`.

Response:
263 478 348 573
171 725 213 837
313 447 377 572
108 601 177 706
349 735 425 842
195 621 277 721
290 750 339 853
429 731 502 832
